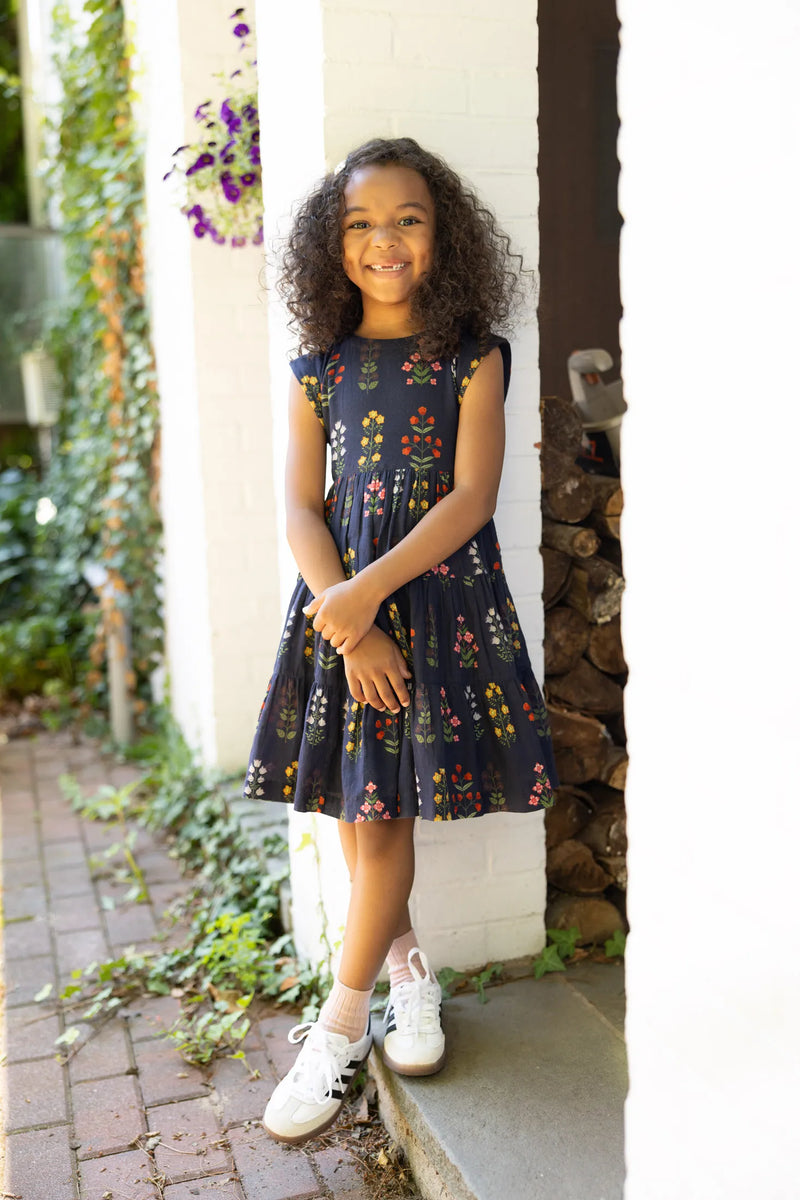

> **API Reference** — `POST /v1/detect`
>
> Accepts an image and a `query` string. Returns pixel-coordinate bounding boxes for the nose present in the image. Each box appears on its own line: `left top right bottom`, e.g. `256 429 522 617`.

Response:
371 224 397 247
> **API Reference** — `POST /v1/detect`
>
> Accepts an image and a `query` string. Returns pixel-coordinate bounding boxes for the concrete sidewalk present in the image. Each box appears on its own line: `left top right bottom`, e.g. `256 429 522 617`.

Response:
0 732 373 1200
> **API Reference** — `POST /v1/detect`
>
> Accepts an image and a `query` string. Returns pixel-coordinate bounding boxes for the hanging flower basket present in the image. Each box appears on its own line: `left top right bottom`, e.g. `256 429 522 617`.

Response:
163 9 262 248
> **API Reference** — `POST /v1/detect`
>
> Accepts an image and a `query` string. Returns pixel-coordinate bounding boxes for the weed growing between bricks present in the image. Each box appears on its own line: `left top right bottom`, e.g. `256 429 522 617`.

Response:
37 709 331 1063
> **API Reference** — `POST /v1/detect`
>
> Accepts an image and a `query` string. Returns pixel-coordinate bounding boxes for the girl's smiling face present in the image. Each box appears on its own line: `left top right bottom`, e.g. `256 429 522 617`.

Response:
341 164 435 336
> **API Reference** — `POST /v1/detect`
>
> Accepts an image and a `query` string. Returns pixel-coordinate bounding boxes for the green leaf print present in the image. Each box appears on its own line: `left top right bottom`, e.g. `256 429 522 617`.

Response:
482 764 507 810
358 340 380 391
425 604 439 668
414 691 436 745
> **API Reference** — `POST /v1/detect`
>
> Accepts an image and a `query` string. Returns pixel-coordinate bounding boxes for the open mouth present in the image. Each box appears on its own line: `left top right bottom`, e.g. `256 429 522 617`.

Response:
368 263 409 273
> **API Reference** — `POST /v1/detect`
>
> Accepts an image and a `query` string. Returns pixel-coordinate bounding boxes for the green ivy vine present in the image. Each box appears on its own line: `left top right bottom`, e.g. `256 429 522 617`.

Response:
43 0 162 718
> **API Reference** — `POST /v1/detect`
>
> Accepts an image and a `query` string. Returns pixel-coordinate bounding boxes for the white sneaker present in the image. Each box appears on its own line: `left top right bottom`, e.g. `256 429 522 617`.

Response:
262 1017 372 1144
383 948 445 1076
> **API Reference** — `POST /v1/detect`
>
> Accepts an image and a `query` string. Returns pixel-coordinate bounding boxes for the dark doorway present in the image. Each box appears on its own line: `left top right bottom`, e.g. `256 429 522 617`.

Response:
538 0 622 398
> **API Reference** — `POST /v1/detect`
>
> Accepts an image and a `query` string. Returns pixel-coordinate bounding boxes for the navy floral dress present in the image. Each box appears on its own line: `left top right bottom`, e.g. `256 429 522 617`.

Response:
244 332 558 822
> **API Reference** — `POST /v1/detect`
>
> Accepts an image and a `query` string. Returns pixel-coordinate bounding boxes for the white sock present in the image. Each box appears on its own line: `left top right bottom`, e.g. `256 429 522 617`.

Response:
386 928 422 989
318 977 373 1043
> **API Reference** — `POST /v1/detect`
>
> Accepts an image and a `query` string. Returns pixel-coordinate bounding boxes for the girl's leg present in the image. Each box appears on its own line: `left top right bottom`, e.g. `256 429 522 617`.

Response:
338 817 416 990
338 821 414 942
319 818 415 1041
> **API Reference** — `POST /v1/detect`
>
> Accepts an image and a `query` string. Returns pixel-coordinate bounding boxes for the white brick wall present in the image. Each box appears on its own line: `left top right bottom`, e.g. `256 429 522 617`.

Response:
256 0 546 972
130 0 282 770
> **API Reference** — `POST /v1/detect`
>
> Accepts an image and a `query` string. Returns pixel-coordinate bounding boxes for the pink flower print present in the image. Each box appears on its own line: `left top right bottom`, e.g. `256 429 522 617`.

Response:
401 354 439 387
363 477 386 516
365 781 377 793
454 615 478 669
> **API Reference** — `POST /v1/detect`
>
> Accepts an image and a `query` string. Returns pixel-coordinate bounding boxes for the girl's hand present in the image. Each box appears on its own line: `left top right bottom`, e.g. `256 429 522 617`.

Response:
342 625 412 712
303 577 381 655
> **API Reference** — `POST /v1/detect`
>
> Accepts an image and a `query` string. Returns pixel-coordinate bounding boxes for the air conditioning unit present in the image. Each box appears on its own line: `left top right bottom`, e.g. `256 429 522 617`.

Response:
20 348 62 426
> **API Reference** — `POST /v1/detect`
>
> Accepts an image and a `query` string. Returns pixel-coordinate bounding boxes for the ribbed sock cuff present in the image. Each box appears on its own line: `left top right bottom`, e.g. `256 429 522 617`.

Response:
319 978 373 1043
387 928 420 989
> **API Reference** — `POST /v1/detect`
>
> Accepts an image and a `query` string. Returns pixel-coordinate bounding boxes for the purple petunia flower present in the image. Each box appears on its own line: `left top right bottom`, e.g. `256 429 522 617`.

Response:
253 224 264 246
187 204 204 219
223 183 241 204
194 101 211 121
240 172 256 186
232 236 246 248
220 100 242 133
185 151 215 177
230 7 245 17
233 22 249 37
193 223 206 238
242 103 257 123
249 146 260 166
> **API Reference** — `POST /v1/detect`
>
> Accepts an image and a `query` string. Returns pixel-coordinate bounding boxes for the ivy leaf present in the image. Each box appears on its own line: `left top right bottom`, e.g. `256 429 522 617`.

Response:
604 930 626 958
533 944 567 979
547 926 581 961
34 983 53 1003
55 1026 82 1047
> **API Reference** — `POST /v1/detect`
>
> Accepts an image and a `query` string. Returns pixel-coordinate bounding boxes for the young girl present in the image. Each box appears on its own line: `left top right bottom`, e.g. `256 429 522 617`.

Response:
244 137 558 1145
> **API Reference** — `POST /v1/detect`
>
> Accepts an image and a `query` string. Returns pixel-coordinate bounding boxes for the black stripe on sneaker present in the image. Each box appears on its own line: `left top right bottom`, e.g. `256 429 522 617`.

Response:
385 1003 397 1034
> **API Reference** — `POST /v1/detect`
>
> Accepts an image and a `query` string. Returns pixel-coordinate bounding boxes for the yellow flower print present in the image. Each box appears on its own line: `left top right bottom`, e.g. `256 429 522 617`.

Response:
358 411 384 469
484 683 516 746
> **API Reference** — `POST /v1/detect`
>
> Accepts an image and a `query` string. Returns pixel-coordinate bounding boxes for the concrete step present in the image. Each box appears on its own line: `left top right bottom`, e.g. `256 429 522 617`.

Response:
370 961 627 1200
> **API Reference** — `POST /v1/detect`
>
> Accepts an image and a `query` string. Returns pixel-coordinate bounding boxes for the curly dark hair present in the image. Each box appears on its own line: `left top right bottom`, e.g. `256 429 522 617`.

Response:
279 137 527 361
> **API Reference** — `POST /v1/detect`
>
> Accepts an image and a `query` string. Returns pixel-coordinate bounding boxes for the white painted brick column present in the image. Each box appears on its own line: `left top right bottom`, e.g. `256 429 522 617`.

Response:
256 0 546 974
129 0 281 770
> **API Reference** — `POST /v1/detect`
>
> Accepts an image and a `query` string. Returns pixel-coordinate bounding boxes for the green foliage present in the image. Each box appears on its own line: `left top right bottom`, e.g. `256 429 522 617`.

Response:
168 995 254 1066
0 2 28 222
532 943 568 980
436 961 504 1003
532 927 581 979
546 926 581 961
604 929 626 958
43 712 330 1065
0 468 93 697
35 0 162 716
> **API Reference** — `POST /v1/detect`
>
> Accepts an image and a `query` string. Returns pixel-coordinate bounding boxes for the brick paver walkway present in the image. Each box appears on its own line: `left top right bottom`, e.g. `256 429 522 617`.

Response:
1 732 371 1200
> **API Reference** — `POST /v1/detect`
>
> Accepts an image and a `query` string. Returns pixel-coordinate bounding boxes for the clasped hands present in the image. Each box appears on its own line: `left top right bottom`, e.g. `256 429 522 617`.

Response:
302 577 411 713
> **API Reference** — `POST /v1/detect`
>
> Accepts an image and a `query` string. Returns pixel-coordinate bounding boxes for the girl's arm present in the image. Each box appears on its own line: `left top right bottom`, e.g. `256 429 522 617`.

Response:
305 348 506 653
284 376 349 596
285 377 411 711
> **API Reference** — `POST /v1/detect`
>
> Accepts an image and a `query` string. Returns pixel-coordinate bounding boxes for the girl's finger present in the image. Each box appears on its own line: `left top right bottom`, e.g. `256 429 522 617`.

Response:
386 669 411 707
302 597 321 615
347 676 366 704
360 680 382 710
374 677 402 713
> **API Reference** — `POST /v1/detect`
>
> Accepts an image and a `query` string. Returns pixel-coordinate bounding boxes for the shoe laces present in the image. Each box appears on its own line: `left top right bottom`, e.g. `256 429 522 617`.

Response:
286 1021 349 1105
391 949 441 1035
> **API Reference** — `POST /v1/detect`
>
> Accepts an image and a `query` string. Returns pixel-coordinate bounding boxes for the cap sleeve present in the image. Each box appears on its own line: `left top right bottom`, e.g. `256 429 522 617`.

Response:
455 333 512 405
290 352 328 431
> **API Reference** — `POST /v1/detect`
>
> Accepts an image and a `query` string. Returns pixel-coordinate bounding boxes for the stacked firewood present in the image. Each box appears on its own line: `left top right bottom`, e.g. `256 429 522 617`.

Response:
539 394 628 945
